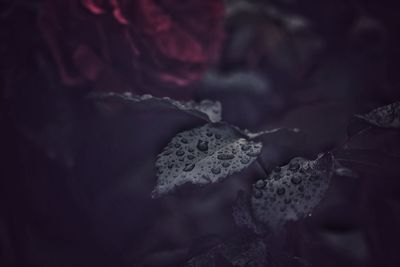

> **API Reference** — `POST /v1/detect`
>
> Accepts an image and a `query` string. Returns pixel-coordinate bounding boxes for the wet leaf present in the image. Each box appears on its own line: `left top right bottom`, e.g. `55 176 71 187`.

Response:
251 153 334 229
152 123 262 197
355 102 400 129
90 92 222 123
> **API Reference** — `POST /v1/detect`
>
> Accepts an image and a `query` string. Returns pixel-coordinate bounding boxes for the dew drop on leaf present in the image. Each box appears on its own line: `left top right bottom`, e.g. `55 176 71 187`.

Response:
255 180 266 189
176 150 185 156
222 162 230 168
196 140 209 151
217 154 235 160
183 163 196 172
211 167 221 174
290 176 302 185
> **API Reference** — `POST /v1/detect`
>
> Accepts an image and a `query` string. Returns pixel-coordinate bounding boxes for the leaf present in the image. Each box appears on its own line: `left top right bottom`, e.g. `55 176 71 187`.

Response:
232 191 265 234
90 92 222 123
186 247 219 267
355 101 400 129
251 153 334 229
152 123 262 198
220 238 267 267
186 236 267 267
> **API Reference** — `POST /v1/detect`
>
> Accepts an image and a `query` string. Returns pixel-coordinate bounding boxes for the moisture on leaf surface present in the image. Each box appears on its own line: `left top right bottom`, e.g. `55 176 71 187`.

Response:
251 153 334 229
152 123 262 197
356 101 400 129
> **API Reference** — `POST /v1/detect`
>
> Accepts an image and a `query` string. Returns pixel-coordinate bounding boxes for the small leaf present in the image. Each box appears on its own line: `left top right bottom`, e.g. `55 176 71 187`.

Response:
355 101 400 129
152 123 262 197
251 153 334 229
90 92 222 122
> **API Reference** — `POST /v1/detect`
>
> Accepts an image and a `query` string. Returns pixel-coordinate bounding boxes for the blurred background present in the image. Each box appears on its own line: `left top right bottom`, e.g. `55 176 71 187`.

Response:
1 0 400 266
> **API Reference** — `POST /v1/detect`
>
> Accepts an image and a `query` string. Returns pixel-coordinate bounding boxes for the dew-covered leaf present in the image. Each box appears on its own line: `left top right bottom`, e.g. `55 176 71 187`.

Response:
355 101 400 129
152 123 262 197
251 153 334 229
90 92 222 122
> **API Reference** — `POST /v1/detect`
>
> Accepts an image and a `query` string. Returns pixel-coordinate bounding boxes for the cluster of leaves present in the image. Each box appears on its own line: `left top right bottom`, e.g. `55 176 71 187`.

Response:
94 93 400 266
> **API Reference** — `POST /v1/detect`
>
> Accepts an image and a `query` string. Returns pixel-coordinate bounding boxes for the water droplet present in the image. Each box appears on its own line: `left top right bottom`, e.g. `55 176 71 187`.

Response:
176 150 185 156
273 174 281 180
201 174 211 183
277 187 286 195
240 157 250 164
188 148 195 153
211 167 221 174
206 132 213 137
241 144 251 151
174 143 181 148
254 190 263 199
187 155 195 160
183 163 195 172
222 162 230 168
168 164 174 169
291 176 302 185
217 154 234 160
181 138 188 144
289 162 300 171
255 180 266 189
197 140 209 152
